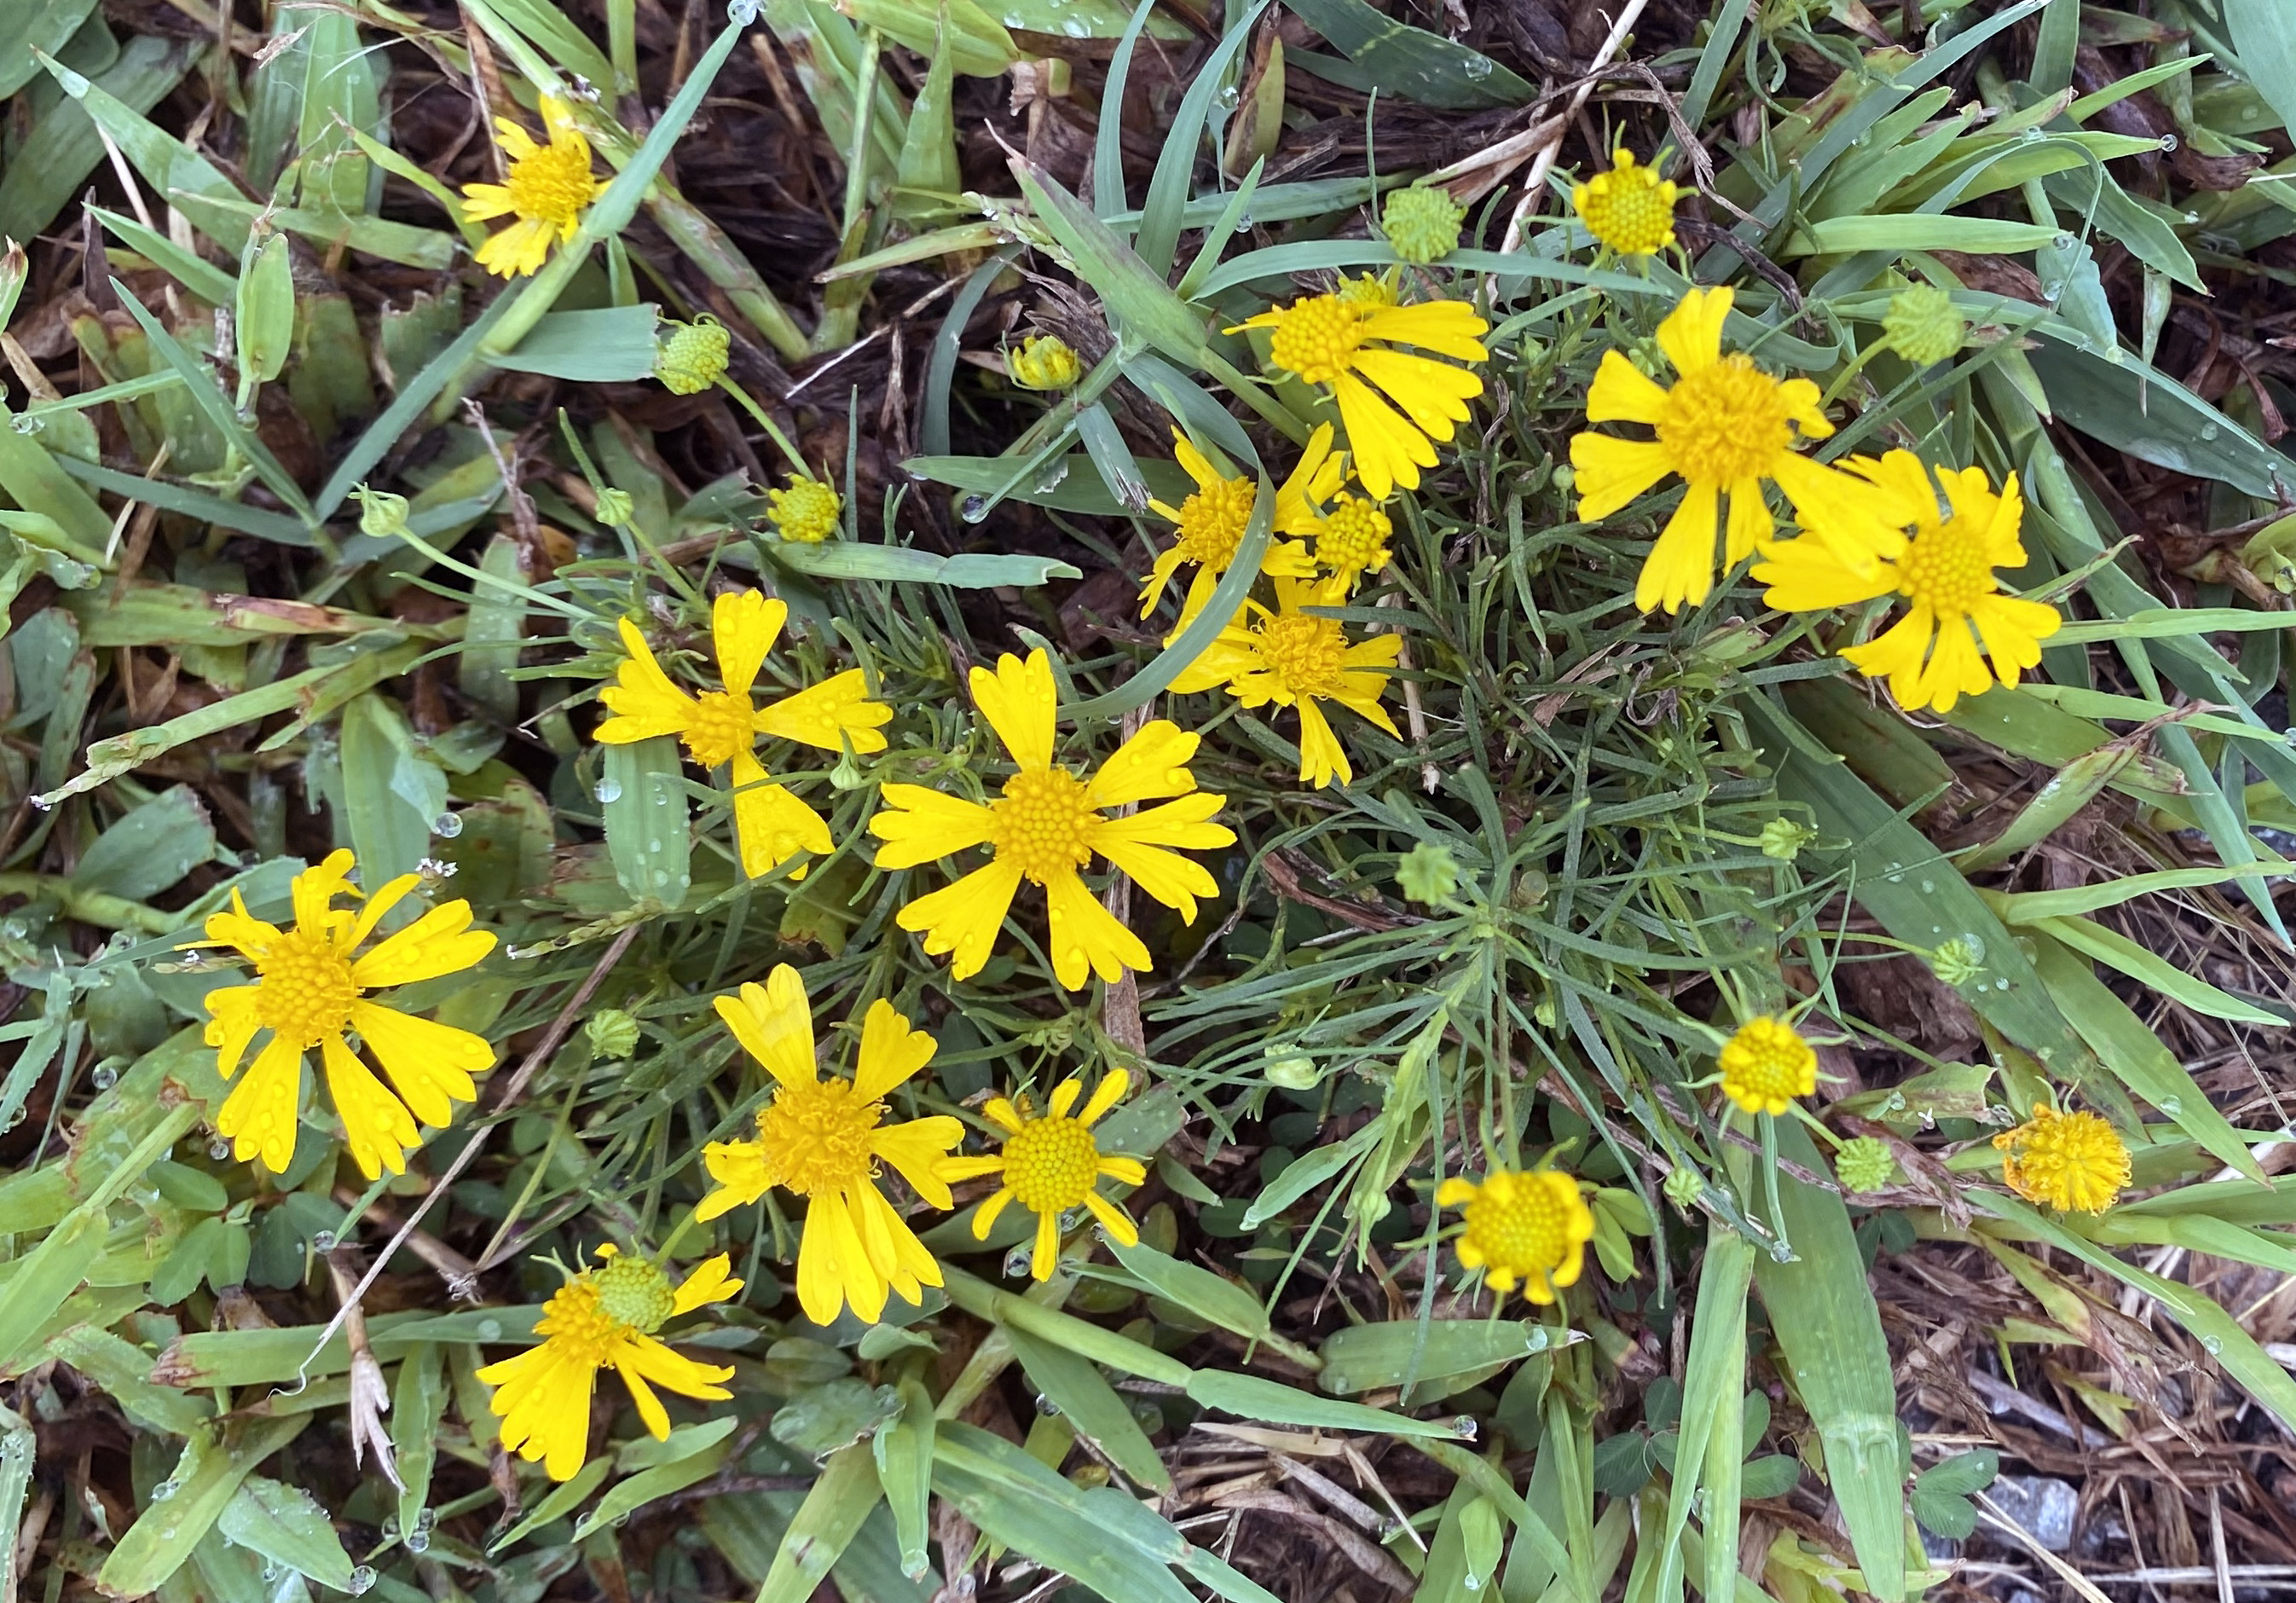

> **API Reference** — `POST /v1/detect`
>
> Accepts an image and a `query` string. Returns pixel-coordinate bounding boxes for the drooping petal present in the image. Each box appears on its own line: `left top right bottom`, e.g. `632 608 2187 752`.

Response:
321 1034 420 1180
817 1190 886 1323
1332 372 1437 500
1293 696 1351 788
696 1139 775 1219
869 785 997 869
1138 547 1189 617
203 985 264 1079
1772 454 1903 570
1077 1068 1131 1127
1569 433 1675 523
217 1033 305 1174
350 900 496 987
1042 868 1151 989
1971 593 2061 690
712 590 787 697
1721 477 1774 566
672 1253 743 1314
1585 350 1672 425
871 1115 965 1208
596 618 698 744
482 1344 595 1481
1356 299 1491 362
1842 605 1935 699
1910 614 1993 713
200 892 280 962
895 859 1026 981
1635 480 1722 616
1083 1192 1141 1247
1350 348 1482 438
615 1362 672 1440
716 966 817 1089
613 1331 734 1399
857 1182 944 1295
1084 720 1201 808
755 668 893 753
1029 1208 1061 1280
1654 285 1732 378
475 215 557 278
970 651 1059 771
851 999 937 1102
1272 423 1341 533
727 749 831 879
351 1001 492 1128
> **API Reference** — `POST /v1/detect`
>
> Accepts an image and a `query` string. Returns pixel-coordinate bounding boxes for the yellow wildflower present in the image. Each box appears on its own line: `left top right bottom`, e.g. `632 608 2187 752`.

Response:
767 476 841 544
1437 1168 1594 1305
1570 286 1895 615
1572 148 1678 257
1753 453 2059 714
694 967 963 1326
1141 425 1336 622
1009 334 1083 391
1229 293 1489 500
941 1069 1145 1280
1716 1016 1817 1115
477 1248 740 1480
1171 577 1402 789
187 849 495 1178
868 650 1234 989
1995 1103 2130 1213
460 95 604 279
1305 491 1393 595
594 590 889 879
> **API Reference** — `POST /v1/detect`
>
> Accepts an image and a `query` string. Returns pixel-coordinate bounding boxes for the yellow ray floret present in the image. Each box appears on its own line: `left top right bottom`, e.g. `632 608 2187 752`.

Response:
478 1248 740 1480
1171 577 1402 789
1753 452 2060 714
694 965 964 1327
594 589 890 879
1570 286 1900 614
1230 294 1489 500
868 649 1235 989
184 848 495 1178
460 95 604 278
940 1069 1145 1280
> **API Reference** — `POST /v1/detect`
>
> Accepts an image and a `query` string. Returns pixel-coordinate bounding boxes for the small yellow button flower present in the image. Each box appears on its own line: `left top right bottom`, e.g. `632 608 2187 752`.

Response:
941 1069 1146 1280
694 966 964 1327
1141 424 1337 622
1570 286 1899 615
656 315 732 395
185 849 496 1178
1437 1168 1594 1305
477 1248 740 1481
1229 292 1489 500
460 95 604 279
594 590 891 879
767 476 841 544
1008 333 1082 392
1382 184 1467 263
1994 1104 2130 1213
868 649 1235 989
1572 148 1678 257
1716 1016 1817 1115
1171 577 1402 789
1306 491 1393 596
1753 452 2060 713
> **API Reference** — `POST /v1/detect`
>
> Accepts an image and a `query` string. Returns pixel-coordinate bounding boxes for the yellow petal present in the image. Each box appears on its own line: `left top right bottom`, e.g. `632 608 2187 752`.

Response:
697 1139 772 1219
1570 433 1674 523
1655 285 1732 378
971 650 1059 771
896 858 1025 980
1750 535 1894 613
1635 480 1721 615
872 1115 965 1208
853 998 937 1102
597 617 697 743
1333 371 1435 499
755 668 893 753
715 965 817 1088
1585 350 1670 425
869 784 996 869
728 749 830 879
1293 696 1351 788
712 589 785 697
1042 869 1150 989
1084 719 1200 808
1078 1068 1130 1127
1356 299 1491 362
321 1034 419 1180
351 1001 491 1127
203 985 263 1079
217 1034 304 1173
350 900 494 987
672 1253 743 1314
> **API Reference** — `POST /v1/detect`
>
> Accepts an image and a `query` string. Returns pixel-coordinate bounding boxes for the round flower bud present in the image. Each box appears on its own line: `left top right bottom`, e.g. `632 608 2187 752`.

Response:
1882 283 1965 367
593 487 636 527
1008 333 1082 392
1382 185 1467 264
1397 841 1461 906
584 1008 642 1060
1661 1165 1704 1209
1759 819 1816 862
656 315 732 395
767 476 841 544
351 484 410 538
1833 1136 1898 1195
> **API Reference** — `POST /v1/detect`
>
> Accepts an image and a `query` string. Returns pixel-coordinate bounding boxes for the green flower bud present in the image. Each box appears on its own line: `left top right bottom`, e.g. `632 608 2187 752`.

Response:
593 487 636 527
656 315 732 395
350 484 410 537
1882 283 1965 367
1834 1136 1898 1195
585 1008 642 1059
1397 841 1461 906
1759 819 1816 862
1382 185 1467 264
1264 1051 1320 1090
1661 1165 1704 1209
1929 935 1987 988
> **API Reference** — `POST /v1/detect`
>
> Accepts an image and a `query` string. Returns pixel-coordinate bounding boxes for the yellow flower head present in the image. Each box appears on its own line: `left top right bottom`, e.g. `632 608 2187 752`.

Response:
1229 293 1489 500
477 1247 740 1481
1753 453 2060 714
768 476 841 544
941 1069 1145 1280
868 650 1235 989
1570 286 1898 615
1436 1168 1594 1305
1141 425 1338 621
595 590 890 879
1171 578 1402 789
1337 270 1401 309
1716 1016 1817 1115
1009 333 1083 392
656 315 732 395
1994 1103 2130 1213
1572 149 1679 257
696 968 963 1325
460 95 604 279
1308 491 1393 595
185 849 496 1178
